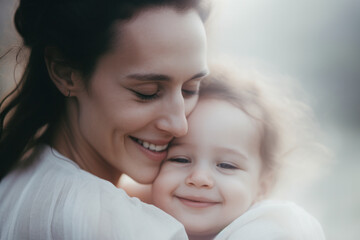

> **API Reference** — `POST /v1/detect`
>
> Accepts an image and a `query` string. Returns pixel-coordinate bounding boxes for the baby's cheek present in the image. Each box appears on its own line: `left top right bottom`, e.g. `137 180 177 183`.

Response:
151 174 168 204
152 185 167 211
152 166 182 210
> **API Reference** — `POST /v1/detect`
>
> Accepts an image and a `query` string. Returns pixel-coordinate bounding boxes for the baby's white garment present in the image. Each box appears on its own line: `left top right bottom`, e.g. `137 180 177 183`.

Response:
0 145 188 240
214 200 326 240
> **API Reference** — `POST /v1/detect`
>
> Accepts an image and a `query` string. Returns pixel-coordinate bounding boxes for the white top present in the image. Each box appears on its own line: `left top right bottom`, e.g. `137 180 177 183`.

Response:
0 145 188 240
214 200 326 240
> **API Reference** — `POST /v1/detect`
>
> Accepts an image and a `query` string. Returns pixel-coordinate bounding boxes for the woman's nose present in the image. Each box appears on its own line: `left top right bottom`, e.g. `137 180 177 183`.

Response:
185 168 214 189
155 92 188 137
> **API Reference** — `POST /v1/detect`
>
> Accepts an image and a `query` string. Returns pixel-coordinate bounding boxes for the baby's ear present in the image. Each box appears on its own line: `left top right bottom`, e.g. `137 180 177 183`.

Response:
44 47 84 97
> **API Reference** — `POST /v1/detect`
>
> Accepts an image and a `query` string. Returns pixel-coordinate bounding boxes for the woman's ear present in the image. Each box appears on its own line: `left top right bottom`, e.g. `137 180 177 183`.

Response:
44 47 84 97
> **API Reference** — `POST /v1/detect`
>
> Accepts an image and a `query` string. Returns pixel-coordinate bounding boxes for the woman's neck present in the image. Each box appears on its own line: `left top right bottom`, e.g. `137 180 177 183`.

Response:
50 106 122 186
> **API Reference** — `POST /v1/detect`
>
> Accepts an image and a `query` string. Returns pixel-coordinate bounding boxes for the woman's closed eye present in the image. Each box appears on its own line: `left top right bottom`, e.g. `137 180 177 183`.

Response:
182 81 201 98
125 83 161 101
133 90 160 101
182 88 199 98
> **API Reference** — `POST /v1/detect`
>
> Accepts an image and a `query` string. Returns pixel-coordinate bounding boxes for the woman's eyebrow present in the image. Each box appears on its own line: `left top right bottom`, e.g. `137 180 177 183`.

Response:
126 70 209 82
126 73 171 81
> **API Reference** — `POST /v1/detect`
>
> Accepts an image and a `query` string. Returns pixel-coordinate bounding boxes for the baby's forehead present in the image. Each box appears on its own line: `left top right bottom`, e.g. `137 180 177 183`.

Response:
188 98 259 129
172 99 261 147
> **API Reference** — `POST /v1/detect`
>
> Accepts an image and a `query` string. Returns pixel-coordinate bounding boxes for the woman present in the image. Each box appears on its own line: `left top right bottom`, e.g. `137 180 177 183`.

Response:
0 0 209 239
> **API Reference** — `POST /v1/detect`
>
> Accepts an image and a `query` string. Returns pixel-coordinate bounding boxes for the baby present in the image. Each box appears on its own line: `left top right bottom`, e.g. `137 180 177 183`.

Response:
122 62 326 239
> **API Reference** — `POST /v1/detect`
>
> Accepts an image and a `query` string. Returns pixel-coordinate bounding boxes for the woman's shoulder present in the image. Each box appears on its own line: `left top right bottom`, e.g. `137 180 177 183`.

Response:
0 145 188 240
214 200 326 240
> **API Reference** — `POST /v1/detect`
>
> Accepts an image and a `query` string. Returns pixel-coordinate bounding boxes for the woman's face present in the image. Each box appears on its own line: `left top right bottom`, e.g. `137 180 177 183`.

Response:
73 7 208 184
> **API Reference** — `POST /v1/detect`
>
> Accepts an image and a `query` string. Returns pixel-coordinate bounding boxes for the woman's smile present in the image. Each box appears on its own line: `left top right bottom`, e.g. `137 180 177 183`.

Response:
132 137 169 152
130 136 169 162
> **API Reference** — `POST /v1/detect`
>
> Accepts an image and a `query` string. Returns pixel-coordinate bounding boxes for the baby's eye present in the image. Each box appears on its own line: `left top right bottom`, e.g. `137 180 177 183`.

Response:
167 157 191 164
217 163 238 170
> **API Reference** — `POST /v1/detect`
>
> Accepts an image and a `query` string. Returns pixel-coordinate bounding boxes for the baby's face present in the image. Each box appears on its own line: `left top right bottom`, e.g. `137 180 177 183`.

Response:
152 98 266 237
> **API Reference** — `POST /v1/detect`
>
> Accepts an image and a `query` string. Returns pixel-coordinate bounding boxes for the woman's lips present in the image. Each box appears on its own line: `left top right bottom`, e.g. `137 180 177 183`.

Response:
130 136 168 162
176 196 220 208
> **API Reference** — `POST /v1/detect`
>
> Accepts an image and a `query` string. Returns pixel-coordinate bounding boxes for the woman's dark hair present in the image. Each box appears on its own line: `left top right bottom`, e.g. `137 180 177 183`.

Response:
0 0 210 180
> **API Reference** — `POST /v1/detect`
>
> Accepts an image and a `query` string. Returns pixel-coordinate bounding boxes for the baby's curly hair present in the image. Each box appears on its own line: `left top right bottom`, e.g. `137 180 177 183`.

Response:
200 59 326 196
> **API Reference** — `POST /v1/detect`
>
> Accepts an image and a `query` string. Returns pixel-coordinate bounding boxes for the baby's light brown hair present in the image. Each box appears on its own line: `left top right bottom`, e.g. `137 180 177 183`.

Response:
199 60 325 196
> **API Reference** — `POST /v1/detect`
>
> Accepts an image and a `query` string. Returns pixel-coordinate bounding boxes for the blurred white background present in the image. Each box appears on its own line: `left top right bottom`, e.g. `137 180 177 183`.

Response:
208 1 360 240
1 0 359 239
